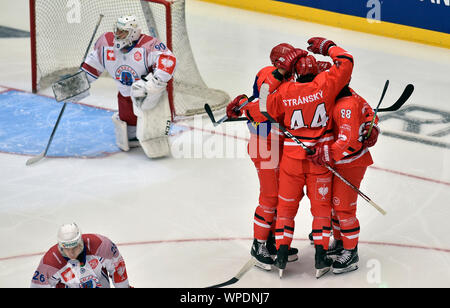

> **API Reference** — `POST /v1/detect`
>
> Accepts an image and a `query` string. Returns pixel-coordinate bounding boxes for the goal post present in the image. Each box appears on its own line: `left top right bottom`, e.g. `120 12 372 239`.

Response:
29 0 230 120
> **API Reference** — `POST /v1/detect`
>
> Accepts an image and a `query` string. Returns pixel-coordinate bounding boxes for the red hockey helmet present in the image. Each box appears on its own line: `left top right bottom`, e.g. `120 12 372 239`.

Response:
270 43 295 68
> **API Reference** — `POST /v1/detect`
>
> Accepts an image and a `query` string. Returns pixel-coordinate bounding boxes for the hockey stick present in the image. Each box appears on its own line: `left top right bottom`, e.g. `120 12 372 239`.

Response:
366 82 414 138
204 96 254 126
377 83 414 112
259 83 386 215
206 258 256 288
26 14 104 166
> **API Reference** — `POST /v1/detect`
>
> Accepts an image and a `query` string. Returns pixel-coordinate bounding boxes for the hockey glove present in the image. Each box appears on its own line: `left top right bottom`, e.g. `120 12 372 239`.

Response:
362 124 380 148
276 48 308 74
307 37 336 56
226 94 248 118
307 144 332 167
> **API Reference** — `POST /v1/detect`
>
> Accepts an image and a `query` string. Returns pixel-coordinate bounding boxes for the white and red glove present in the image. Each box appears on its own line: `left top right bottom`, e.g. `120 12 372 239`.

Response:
226 94 248 119
307 144 333 166
362 123 380 148
307 37 336 56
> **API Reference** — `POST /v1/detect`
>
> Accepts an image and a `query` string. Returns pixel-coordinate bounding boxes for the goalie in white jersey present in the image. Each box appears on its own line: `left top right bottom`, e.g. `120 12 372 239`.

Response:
31 223 131 288
81 15 177 158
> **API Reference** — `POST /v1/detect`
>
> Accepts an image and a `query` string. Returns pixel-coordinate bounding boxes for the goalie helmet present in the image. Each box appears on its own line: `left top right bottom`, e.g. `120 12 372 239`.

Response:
57 223 83 249
113 15 142 52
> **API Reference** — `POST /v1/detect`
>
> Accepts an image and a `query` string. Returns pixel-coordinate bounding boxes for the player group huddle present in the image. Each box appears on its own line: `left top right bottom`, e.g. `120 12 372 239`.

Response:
31 15 380 287
226 38 379 278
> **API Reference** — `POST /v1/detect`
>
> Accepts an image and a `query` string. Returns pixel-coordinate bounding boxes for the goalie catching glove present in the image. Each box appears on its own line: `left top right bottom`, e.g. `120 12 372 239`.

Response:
131 73 167 111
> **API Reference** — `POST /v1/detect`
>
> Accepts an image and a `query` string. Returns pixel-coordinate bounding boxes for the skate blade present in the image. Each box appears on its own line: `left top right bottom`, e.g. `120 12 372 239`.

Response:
315 266 331 279
279 268 284 279
287 254 298 262
253 259 272 271
333 264 358 274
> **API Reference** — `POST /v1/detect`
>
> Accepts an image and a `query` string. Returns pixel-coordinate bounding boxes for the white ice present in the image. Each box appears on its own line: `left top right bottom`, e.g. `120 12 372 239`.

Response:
0 0 449 288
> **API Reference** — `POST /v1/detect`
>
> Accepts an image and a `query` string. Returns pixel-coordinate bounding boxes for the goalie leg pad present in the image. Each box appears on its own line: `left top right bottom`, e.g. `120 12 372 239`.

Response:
135 93 172 158
112 112 130 152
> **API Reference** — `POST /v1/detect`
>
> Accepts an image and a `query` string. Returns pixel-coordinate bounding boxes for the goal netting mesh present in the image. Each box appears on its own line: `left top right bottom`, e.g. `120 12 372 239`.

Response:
31 0 229 119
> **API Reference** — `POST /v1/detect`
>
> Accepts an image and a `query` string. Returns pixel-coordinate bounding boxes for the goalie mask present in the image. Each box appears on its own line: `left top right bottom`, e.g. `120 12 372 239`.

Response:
114 15 142 53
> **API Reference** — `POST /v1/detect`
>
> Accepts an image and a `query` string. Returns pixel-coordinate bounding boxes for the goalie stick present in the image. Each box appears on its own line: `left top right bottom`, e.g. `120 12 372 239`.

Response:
258 83 387 215
206 258 256 288
26 14 104 166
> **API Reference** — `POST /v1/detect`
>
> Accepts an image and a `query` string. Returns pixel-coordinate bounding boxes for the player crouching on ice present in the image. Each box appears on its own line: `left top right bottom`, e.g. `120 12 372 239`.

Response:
31 223 132 288
81 15 177 158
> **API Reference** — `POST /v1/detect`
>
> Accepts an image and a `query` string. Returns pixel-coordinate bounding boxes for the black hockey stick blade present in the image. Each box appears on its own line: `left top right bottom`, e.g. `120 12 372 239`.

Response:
204 103 218 125
378 84 414 112
206 258 256 288
224 117 248 122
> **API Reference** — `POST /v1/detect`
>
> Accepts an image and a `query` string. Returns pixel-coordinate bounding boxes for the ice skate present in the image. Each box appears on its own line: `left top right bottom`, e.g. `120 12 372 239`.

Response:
273 245 289 278
332 247 359 274
250 239 274 271
314 245 333 279
308 231 314 245
326 239 344 260
266 234 299 262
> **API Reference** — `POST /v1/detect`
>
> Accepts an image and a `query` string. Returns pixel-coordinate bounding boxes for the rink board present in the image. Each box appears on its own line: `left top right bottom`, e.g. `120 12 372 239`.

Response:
199 0 450 49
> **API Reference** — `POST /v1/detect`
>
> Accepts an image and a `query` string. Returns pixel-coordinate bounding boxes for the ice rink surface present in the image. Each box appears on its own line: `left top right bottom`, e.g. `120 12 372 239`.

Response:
0 0 449 288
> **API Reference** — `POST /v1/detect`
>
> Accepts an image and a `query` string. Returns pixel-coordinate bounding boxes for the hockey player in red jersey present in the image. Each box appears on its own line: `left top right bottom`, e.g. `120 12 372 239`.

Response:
308 85 379 274
81 15 176 158
31 223 131 288
227 43 331 269
226 43 305 270
237 37 354 278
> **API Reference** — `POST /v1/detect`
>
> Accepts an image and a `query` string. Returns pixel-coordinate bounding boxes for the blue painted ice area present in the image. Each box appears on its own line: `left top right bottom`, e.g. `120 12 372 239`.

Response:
0 90 120 157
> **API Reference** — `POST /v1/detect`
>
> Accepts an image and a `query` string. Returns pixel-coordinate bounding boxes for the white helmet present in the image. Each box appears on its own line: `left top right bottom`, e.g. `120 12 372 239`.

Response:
113 15 142 51
57 223 83 249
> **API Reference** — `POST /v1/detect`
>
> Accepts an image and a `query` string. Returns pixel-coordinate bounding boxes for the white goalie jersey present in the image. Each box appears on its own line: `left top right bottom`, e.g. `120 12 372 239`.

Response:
31 234 130 288
81 32 176 97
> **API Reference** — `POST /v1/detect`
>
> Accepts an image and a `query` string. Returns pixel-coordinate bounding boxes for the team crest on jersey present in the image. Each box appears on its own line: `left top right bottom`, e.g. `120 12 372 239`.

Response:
89 259 99 269
115 65 139 86
318 185 329 200
61 268 75 282
106 50 116 61
157 55 176 74
79 275 102 288
134 51 142 62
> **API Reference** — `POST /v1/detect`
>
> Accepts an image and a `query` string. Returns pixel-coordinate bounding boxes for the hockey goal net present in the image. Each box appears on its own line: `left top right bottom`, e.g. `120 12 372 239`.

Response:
29 0 229 120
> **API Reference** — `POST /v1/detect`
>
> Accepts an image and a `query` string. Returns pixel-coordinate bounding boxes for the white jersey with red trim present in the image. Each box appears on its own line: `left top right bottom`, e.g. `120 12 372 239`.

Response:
30 234 129 288
81 32 176 97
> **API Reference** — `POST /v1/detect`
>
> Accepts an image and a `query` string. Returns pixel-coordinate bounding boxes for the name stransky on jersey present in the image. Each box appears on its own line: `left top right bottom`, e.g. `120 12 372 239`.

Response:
283 90 324 107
